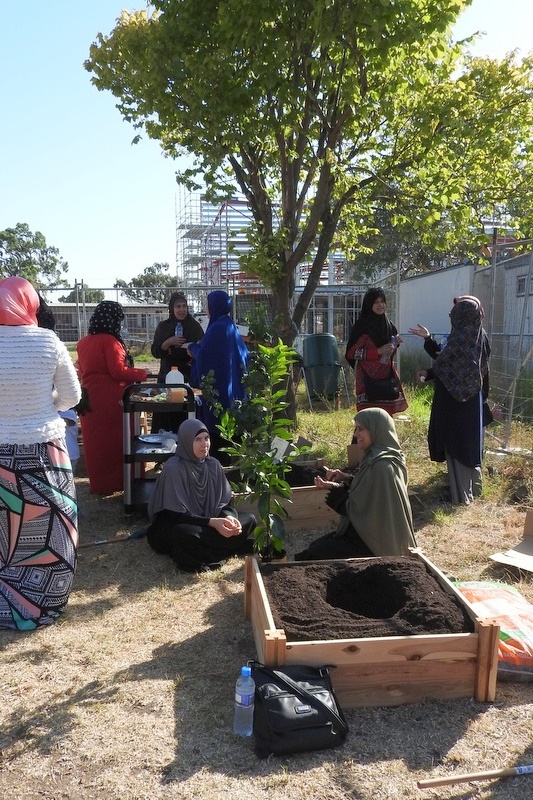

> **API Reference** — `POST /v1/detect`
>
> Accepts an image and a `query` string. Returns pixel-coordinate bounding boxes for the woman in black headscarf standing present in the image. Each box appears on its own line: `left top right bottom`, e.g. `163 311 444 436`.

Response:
151 292 204 383
411 296 492 505
146 418 256 571
345 287 408 415
150 292 205 434
77 301 148 494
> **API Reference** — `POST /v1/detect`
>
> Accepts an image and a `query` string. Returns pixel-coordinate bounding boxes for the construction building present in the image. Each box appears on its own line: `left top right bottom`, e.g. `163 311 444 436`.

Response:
175 188 350 289
174 189 366 339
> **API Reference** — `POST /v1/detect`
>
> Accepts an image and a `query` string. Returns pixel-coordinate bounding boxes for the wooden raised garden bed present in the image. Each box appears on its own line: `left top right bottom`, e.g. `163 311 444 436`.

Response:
236 484 339 533
244 550 499 708
234 462 338 533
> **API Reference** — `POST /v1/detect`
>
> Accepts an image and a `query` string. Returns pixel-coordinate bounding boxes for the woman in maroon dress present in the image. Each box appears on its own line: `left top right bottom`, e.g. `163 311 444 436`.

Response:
345 287 408 416
77 301 148 494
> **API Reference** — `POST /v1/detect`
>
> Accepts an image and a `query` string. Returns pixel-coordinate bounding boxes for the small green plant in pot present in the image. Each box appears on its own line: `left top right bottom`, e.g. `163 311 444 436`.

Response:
217 340 303 560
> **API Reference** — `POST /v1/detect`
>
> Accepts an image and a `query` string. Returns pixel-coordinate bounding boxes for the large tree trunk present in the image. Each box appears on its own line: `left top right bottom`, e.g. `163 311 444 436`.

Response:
270 270 298 424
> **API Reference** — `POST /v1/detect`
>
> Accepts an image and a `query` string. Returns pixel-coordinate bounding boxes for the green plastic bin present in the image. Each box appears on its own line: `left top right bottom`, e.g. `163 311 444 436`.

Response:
302 334 341 398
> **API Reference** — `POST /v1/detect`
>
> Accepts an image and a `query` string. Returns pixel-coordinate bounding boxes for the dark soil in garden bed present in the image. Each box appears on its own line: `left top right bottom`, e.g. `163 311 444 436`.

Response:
260 557 475 641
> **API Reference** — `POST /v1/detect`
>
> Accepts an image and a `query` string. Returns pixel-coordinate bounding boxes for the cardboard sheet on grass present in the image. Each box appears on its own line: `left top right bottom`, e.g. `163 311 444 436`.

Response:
490 508 533 572
455 580 533 682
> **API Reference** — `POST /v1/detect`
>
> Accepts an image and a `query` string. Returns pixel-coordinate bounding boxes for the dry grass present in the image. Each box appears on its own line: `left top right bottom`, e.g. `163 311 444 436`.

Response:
1 402 533 799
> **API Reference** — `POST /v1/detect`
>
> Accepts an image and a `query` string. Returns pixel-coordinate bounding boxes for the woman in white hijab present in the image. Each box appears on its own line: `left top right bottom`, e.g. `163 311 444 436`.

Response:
146 418 256 571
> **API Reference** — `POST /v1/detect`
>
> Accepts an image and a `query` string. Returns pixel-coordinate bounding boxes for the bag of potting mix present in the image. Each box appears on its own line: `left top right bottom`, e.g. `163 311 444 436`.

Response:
454 580 533 682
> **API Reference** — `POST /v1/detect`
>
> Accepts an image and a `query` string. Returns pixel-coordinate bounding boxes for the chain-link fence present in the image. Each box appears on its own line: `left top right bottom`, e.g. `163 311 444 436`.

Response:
42 282 374 347
42 274 533 437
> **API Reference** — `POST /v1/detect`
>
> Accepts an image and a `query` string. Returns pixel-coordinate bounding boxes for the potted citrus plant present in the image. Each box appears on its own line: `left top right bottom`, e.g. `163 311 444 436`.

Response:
216 339 303 560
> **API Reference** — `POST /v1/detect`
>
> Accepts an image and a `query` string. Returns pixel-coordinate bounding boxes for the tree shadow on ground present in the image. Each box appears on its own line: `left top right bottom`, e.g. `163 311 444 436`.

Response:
105 574 499 788
1 557 532 800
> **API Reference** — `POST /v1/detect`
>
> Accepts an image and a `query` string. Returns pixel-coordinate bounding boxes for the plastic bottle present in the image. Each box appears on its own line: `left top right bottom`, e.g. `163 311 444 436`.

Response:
166 366 186 402
166 365 185 384
174 321 183 337
233 665 255 736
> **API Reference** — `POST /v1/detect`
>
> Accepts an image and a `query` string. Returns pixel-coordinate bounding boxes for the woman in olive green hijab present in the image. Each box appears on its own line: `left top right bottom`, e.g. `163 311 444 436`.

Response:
295 407 416 560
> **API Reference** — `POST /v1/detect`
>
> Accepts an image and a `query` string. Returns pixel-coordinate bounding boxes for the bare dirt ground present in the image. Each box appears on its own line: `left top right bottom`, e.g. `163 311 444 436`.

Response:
1 451 533 799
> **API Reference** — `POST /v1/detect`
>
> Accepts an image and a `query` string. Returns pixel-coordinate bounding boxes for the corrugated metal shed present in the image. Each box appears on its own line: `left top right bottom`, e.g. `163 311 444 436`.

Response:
398 264 474 352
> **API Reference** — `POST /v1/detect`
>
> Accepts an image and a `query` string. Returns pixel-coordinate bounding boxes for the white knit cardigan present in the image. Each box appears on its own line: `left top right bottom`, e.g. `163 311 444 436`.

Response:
0 325 81 445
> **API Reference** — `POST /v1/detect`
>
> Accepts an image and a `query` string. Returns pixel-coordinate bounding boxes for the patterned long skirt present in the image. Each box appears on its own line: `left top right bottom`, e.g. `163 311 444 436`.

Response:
0 439 78 630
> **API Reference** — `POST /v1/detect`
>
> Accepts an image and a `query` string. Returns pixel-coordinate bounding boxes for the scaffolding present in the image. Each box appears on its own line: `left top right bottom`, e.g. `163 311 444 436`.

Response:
176 189 256 285
174 190 372 338
175 188 355 289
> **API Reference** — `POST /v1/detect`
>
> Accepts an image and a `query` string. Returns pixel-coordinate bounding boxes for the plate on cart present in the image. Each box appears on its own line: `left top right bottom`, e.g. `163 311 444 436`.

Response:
138 435 164 444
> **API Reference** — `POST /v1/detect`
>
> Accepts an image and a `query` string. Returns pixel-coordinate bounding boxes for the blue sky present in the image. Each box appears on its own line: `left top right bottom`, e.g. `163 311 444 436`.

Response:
1 0 532 288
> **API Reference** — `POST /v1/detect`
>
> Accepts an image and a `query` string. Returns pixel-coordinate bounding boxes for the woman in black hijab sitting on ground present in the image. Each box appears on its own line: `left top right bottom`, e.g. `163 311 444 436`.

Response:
146 418 256 572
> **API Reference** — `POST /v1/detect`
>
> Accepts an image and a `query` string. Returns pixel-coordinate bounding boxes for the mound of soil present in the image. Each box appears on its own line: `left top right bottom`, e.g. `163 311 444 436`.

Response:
260 557 474 642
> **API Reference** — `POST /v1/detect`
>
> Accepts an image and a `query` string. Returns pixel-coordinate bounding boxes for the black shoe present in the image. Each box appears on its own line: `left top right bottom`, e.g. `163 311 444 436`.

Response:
200 560 227 572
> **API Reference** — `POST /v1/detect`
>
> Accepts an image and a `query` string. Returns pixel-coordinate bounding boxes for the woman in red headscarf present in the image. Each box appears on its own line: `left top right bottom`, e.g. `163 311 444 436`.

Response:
0 276 81 629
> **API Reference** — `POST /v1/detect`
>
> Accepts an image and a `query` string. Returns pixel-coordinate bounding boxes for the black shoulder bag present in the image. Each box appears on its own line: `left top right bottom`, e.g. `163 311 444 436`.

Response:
252 662 349 757
361 362 399 402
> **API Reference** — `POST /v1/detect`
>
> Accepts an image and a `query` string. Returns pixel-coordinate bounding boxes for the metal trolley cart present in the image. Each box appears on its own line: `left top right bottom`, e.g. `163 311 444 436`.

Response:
122 382 197 514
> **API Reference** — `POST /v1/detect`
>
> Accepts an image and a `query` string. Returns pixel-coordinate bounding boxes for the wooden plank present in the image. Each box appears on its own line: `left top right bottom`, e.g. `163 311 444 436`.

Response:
243 556 254 620
474 619 500 702
282 632 479 666
245 557 277 630
329 660 477 707
262 630 288 666
236 486 338 532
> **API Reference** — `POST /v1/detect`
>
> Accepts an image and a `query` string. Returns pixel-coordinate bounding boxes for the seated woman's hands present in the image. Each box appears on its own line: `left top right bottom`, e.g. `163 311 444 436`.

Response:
314 476 341 489
314 467 351 489
209 515 242 537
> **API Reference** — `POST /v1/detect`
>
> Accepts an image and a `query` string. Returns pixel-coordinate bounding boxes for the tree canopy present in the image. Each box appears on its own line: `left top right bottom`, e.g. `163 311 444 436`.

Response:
85 0 533 341
58 286 105 303
0 223 69 291
114 262 184 304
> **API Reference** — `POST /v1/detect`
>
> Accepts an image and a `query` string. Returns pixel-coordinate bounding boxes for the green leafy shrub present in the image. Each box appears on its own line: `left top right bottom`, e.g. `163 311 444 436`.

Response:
217 340 302 559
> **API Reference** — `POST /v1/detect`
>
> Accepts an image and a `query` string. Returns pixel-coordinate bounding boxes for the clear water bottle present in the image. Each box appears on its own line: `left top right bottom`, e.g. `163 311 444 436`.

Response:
174 321 183 337
233 665 255 736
